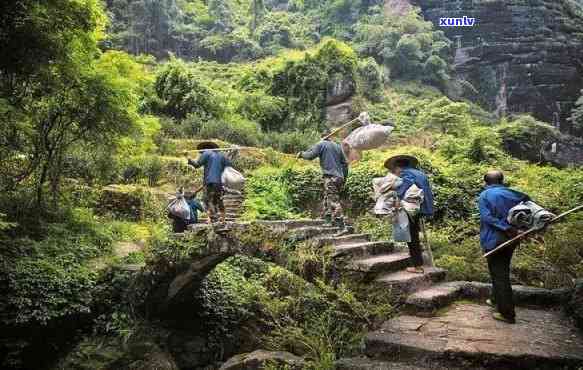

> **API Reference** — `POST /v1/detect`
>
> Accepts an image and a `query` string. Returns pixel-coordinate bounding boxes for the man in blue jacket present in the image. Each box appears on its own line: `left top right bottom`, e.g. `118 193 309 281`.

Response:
188 141 232 225
386 155 434 274
298 130 349 231
478 170 530 324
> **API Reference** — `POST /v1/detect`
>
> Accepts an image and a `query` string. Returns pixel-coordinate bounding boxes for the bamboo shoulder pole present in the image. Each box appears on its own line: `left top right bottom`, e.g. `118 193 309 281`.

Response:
483 204 583 258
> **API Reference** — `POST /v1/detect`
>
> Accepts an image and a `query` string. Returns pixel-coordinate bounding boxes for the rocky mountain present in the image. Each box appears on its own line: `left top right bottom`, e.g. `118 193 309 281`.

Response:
411 0 583 136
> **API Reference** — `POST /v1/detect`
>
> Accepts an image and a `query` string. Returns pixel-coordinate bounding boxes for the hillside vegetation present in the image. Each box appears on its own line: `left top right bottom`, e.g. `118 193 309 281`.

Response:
1 1 582 369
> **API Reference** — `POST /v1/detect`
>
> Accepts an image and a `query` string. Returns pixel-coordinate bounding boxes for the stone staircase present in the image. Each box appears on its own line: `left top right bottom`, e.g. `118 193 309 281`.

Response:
304 226 583 369
201 191 245 223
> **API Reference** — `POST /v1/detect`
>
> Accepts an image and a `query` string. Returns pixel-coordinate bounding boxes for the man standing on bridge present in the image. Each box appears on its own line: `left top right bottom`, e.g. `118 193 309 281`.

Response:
478 170 530 324
188 141 232 225
298 129 349 234
386 155 434 274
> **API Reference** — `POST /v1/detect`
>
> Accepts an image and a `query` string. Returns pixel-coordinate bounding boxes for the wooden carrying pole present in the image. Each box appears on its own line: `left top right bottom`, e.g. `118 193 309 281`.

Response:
322 117 363 141
483 204 583 258
191 146 258 153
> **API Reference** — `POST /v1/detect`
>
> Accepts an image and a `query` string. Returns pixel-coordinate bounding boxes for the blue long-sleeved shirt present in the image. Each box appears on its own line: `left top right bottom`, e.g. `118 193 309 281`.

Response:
189 151 232 185
478 184 530 251
301 140 348 179
187 198 205 223
396 167 434 216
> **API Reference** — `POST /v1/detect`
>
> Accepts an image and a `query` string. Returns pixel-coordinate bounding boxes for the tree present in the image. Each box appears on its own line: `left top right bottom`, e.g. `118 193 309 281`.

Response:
418 97 473 135
353 7 452 86
208 0 234 32
250 0 265 33
0 1 144 208
154 59 222 120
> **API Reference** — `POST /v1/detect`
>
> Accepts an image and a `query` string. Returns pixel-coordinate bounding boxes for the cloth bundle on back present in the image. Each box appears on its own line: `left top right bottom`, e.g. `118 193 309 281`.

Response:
507 201 555 230
222 167 245 190
372 173 425 242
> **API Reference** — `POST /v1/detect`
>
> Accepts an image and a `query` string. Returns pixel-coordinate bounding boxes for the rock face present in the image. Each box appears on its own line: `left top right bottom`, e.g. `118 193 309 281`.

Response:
413 0 583 136
569 279 583 330
219 350 305 370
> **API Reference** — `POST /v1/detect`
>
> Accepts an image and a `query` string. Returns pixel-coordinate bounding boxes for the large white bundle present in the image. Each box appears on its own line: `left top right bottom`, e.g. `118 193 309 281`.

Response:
343 124 393 151
222 167 245 190
167 196 191 220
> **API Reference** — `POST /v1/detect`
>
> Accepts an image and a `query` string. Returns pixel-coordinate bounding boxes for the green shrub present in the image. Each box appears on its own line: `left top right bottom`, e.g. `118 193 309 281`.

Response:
196 116 264 147
497 115 560 163
263 130 320 154
243 169 301 220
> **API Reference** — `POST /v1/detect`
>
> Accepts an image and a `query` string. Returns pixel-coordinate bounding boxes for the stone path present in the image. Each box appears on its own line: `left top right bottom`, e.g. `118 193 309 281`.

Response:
308 226 583 369
201 192 244 223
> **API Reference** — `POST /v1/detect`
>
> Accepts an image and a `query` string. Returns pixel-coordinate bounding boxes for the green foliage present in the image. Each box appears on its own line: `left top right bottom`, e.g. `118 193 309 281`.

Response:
417 97 473 135
357 57 384 102
263 130 320 154
270 39 358 132
354 214 391 242
0 208 134 327
243 168 302 220
154 59 222 120
497 115 560 163
196 115 263 147
354 7 451 86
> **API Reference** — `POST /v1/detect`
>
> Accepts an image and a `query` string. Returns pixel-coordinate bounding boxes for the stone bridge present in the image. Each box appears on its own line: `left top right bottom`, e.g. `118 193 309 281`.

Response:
143 220 342 317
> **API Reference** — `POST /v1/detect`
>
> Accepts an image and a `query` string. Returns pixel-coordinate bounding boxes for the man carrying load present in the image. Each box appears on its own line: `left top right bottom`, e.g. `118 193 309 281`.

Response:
188 141 232 225
478 170 530 324
385 155 434 274
298 129 349 233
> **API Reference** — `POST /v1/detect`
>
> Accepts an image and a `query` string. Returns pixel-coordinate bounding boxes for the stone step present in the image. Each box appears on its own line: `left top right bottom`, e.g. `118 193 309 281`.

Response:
374 267 447 295
288 226 341 241
316 233 371 247
405 282 465 314
351 252 411 275
406 281 571 314
256 219 327 232
333 241 394 258
335 357 482 370
365 303 583 369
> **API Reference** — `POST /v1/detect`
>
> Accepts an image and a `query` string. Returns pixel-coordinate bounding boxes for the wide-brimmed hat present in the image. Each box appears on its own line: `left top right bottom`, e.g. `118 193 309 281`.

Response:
197 141 219 150
384 155 419 170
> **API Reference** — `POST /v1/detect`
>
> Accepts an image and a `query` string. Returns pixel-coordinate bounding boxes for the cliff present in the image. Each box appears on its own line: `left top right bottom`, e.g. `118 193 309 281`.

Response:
412 0 583 136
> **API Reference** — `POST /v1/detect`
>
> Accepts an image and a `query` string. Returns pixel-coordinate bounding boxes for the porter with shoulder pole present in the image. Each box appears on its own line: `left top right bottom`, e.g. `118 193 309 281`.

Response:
483 204 583 258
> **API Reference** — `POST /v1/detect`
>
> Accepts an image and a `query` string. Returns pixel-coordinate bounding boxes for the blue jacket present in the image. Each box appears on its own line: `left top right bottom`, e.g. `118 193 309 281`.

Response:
190 151 232 185
187 198 205 223
301 140 348 179
478 184 530 251
396 167 434 217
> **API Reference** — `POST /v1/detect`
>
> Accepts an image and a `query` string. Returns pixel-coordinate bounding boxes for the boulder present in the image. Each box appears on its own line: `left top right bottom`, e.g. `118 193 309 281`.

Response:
219 350 305 370
326 100 353 126
569 279 583 330
326 73 355 106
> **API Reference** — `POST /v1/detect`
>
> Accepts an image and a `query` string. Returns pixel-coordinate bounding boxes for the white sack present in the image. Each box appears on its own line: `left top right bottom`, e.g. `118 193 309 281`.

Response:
167 196 191 220
222 167 245 190
343 124 394 151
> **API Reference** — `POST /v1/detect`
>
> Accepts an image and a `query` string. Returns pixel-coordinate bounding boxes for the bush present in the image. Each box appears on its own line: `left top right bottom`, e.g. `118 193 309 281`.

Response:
263 130 320 154
196 116 264 147
242 169 301 220
497 115 560 163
